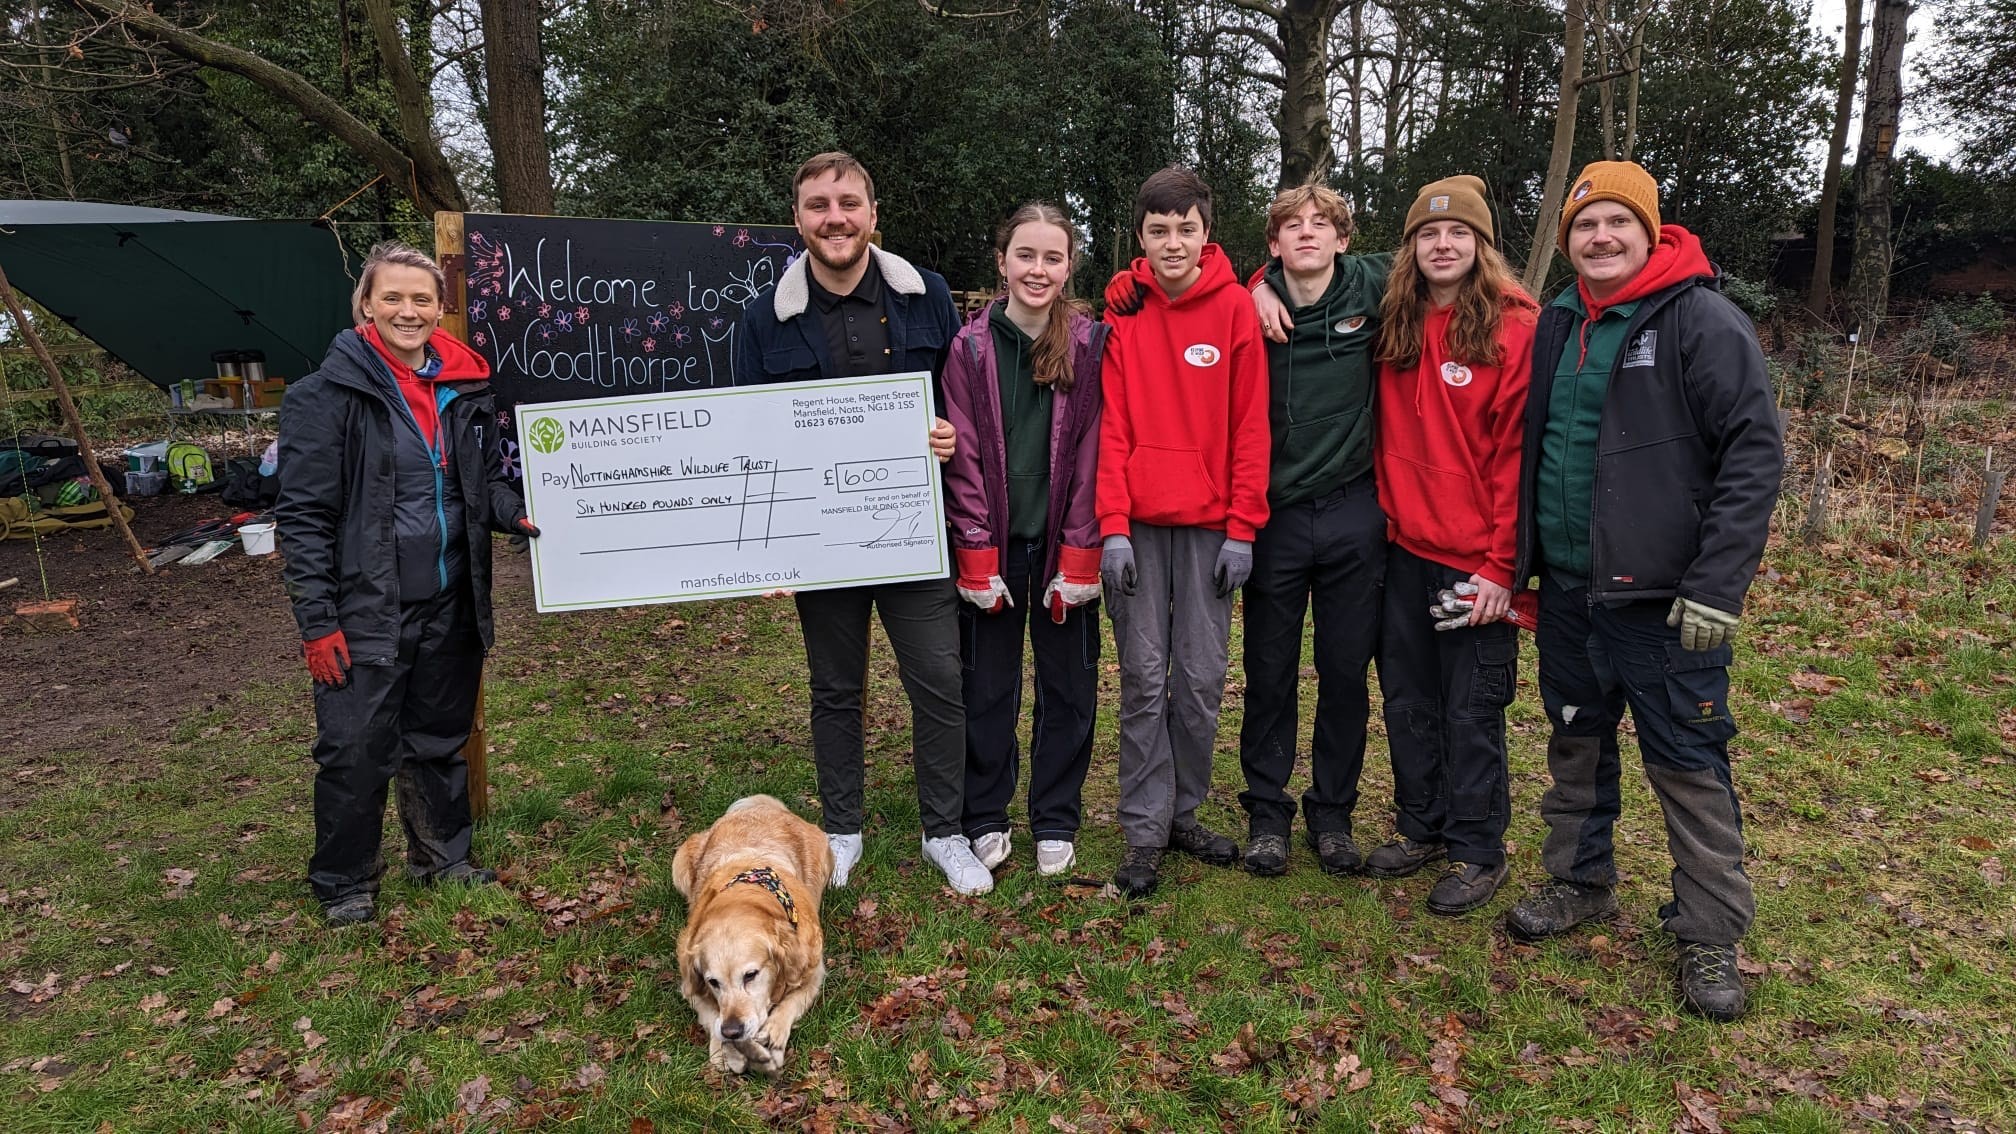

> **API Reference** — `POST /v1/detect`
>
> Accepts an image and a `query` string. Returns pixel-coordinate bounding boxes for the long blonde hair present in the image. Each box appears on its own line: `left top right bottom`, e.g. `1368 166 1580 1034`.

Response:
351 241 448 325
1376 234 1535 370
995 202 1088 391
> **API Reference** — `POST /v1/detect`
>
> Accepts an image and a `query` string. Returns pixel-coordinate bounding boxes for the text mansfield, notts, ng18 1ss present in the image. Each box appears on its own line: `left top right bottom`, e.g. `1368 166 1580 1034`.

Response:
516 373 948 612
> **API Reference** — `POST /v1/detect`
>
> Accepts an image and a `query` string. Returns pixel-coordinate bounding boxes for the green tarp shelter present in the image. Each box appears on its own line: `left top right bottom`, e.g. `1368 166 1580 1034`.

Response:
0 201 358 388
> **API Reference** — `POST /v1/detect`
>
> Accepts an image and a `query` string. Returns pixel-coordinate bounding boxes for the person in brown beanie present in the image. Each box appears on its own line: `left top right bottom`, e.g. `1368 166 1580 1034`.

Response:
1506 160 1782 1021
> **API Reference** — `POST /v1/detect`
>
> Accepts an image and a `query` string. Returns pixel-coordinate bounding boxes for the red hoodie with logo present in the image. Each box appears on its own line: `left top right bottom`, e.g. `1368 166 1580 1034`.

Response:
360 323 491 457
1377 294 1537 588
1096 244 1272 541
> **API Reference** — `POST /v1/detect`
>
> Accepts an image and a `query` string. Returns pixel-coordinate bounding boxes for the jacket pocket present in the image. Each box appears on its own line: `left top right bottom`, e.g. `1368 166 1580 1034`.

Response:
760 344 819 380
1385 453 1488 561
1124 445 1222 523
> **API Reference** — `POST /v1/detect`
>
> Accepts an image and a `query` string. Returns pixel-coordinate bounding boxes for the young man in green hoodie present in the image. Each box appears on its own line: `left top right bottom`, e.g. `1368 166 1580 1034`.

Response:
1507 161 1782 1021
1236 184 1394 876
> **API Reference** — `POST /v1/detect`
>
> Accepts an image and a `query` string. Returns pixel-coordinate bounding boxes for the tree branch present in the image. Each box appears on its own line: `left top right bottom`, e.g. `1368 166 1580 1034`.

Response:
1225 0 1285 21
1211 22 1286 63
915 0 1024 16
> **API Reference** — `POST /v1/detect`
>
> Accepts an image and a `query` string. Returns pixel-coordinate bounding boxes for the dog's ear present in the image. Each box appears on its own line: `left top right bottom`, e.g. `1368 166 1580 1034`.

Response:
671 830 709 900
680 951 709 1003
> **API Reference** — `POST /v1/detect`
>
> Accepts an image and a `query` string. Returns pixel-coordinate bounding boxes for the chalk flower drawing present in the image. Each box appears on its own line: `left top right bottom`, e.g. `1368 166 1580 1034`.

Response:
712 225 725 237
733 228 751 248
642 337 657 353
622 318 641 340
647 312 668 333
497 305 512 321
537 323 556 343
575 306 591 323
468 300 487 323
472 331 487 347
538 303 553 319
554 312 574 333
671 326 691 347
467 231 507 297
668 301 685 320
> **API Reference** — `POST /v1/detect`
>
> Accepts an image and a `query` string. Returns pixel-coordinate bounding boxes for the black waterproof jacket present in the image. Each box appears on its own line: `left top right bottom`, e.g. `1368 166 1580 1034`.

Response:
276 331 528 662
1512 274 1782 614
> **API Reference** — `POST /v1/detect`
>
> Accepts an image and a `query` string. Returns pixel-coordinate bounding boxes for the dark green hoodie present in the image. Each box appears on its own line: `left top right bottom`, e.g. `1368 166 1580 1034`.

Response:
1259 251 1392 507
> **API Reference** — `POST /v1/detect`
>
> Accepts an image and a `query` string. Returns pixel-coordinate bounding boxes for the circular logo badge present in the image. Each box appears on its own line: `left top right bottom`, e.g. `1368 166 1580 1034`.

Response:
1440 361 1474 388
527 416 567 455
1336 316 1367 334
1184 344 1221 367
1571 180 1594 201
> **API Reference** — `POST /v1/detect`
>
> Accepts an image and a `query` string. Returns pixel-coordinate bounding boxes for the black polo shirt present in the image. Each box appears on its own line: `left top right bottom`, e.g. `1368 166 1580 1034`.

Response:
806 256 893 377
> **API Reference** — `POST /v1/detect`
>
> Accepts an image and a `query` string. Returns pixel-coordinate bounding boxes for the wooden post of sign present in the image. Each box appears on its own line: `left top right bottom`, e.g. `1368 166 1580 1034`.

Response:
436 211 490 820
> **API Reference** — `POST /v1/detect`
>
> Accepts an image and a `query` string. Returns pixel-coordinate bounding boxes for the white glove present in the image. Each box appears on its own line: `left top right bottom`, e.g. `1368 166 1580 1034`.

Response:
957 575 1012 612
1041 574 1102 623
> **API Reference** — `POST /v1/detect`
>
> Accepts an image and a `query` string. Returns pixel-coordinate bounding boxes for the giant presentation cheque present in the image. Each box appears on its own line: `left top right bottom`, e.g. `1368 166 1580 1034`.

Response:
517 373 948 612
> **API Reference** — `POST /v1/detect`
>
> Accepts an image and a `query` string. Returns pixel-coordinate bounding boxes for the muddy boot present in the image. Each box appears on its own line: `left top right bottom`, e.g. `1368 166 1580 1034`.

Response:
1242 833 1290 877
1168 822 1238 867
1678 942 1747 1021
322 893 376 927
1114 845 1164 898
1426 861 1510 916
1506 879 1619 941
1365 837 1448 879
430 861 499 886
1307 830 1363 875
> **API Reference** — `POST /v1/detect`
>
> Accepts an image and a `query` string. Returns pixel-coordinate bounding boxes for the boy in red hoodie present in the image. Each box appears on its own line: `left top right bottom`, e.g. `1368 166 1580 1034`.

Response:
1098 167 1271 897
1506 162 1782 1022
1365 175 1536 917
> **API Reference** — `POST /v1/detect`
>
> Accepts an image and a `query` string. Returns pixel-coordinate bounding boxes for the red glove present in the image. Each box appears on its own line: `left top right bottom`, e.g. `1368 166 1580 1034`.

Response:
304 630 351 687
1045 545 1104 623
1506 587 1539 632
516 517 541 538
955 548 1010 613
1103 272 1152 318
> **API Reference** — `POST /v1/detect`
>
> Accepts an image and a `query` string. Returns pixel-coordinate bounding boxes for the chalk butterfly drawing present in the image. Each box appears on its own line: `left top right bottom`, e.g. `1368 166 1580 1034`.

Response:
647 311 669 333
733 228 751 248
621 318 641 340
467 231 507 298
538 303 553 319
467 299 488 323
575 306 591 324
670 326 692 347
554 312 574 333
642 337 657 353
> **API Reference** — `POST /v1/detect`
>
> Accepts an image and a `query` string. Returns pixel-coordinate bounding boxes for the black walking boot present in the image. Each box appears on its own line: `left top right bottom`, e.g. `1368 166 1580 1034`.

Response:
1365 837 1448 878
1113 845 1164 898
1307 830 1363 875
1242 833 1290 876
1426 861 1510 916
1167 822 1238 867
1677 942 1748 1021
322 893 376 927
1505 880 1619 941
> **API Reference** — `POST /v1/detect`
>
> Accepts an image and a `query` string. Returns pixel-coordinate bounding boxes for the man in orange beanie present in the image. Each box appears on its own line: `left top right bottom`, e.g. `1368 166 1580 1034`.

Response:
1507 161 1782 1021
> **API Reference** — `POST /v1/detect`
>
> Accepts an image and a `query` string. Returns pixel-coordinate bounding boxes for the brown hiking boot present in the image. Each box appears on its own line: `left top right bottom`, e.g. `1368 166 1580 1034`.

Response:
1505 880 1619 941
1426 861 1510 916
1365 837 1448 878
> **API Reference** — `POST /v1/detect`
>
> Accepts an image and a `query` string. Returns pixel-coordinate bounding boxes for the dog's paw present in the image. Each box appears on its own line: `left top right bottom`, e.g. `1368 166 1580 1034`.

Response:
742 1039 786 1076
708 1038 749 1075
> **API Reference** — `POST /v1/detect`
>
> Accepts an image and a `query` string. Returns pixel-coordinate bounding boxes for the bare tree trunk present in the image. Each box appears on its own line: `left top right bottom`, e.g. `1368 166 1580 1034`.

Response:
1810 0 1864 319
1595 1 1616 160
30 4 77 198
1620 0 1648 160
1275 0 1337 188
71 0 469 215
1347 0 1364 184
1845 0 1911 332
478 0 554 213
1524 0 1592 293
360 0 464 212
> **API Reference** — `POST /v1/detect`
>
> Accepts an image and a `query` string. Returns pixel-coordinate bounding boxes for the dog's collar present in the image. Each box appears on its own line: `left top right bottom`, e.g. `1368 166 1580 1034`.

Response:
723 867 798 927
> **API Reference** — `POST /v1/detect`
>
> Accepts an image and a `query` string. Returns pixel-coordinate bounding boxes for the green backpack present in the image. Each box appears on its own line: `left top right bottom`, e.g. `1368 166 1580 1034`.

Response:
166 441 214 493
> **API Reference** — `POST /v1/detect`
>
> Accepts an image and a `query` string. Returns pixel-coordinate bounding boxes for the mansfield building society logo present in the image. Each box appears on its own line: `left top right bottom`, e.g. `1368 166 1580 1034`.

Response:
528 416 567 455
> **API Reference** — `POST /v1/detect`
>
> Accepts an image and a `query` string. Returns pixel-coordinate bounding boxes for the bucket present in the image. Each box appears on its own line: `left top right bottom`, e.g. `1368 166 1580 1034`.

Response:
238 521 276 556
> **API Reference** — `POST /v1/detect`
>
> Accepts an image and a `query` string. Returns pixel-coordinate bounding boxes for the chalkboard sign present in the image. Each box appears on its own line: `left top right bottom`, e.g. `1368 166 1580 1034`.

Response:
460 214 801 410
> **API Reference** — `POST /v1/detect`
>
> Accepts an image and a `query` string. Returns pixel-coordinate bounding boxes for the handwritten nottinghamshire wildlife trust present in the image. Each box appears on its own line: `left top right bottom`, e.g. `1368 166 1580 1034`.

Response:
515 374 948 612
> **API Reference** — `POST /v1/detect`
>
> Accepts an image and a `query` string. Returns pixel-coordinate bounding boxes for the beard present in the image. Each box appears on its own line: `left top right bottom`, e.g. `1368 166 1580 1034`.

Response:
804 227 869 275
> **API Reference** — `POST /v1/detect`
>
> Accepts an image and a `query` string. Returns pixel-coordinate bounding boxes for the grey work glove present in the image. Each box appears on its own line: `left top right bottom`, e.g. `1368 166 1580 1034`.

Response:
1213 538 1253 597
1667 596 1740 651
1101 535 1138 597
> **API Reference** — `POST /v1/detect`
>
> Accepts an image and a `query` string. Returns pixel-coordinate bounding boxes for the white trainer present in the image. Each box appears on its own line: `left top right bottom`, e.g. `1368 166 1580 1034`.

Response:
973 831 1012 870
1035 839 1076 876
920 834 994 896
827 832 863 888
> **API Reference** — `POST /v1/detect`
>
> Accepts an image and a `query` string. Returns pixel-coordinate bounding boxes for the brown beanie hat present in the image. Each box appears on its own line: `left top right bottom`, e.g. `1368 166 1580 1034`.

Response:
1557 161 1660 251
1404 175 1494 244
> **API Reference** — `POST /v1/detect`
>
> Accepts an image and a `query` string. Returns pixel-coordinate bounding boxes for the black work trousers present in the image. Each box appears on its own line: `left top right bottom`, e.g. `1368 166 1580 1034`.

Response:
795 577 966 839
1377 545 1518 866
1237 477 1386 837
959 539 1101 843
308 586 484 906
1534 571 1755 945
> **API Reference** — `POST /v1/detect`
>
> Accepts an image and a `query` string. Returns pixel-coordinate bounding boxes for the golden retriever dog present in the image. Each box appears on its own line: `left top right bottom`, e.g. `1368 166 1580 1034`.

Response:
672 794 833 1075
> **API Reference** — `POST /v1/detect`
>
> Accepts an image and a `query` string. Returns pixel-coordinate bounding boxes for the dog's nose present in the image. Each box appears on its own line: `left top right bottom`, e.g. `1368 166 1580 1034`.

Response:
719 1019 746 1041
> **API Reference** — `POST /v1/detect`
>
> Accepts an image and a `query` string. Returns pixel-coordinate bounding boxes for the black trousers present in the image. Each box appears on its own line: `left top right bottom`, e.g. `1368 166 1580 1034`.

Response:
795 577 965 839
1535 571 1754 944
959 540 1101 842
1377 545 1517 866
1237 477 1386 837
309 587 484 905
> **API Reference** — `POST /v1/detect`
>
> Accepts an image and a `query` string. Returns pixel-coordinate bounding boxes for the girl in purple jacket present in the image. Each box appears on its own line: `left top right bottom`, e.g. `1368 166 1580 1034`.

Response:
944 202 1108 877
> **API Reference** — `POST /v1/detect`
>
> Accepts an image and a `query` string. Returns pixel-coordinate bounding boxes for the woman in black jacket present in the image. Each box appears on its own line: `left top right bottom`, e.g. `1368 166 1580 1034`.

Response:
276 241 536 926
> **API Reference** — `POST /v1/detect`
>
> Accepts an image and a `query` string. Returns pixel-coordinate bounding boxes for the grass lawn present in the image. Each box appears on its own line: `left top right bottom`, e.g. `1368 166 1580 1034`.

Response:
3 524 2013 1132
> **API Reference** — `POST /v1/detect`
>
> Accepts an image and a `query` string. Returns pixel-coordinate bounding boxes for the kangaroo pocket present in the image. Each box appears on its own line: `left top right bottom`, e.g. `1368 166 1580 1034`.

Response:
1279 413 1354 495
1124 445 1222 525
1386 453 1488 562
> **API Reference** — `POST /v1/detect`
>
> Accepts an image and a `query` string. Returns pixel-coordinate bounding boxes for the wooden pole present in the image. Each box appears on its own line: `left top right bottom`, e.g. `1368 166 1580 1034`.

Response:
435 211 489 819
0 263 153 575
1803 451 1833 546
1977 448 2005 550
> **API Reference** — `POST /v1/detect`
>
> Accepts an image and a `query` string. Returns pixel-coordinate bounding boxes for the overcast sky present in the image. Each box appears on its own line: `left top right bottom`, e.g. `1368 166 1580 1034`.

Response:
1806 0 1957 159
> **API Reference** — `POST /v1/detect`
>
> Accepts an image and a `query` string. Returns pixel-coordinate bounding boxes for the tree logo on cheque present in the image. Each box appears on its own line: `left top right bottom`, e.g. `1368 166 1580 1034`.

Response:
527 416 567 455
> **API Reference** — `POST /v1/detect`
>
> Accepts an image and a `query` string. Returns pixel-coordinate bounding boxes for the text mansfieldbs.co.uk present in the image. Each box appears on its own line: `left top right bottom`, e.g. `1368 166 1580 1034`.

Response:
679 567 805 590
